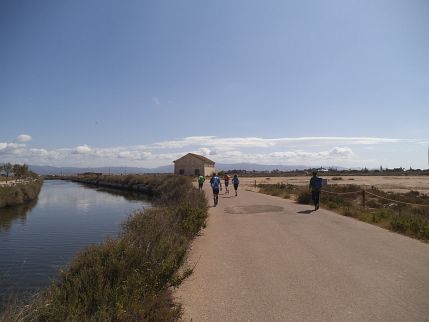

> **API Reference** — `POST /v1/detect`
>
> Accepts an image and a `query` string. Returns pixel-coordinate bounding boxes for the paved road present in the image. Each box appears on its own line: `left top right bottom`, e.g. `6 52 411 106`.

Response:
175 186 429 322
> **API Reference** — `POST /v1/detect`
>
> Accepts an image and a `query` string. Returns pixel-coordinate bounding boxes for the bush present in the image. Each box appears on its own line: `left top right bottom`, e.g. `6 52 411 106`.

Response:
390 211 429 239
342 207 354 217
366 199 379 208
257 183 295 199
0 179 43 208
297 190 312 204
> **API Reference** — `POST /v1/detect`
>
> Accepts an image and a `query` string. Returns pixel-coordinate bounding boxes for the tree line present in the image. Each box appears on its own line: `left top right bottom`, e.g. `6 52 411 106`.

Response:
0 163 37 183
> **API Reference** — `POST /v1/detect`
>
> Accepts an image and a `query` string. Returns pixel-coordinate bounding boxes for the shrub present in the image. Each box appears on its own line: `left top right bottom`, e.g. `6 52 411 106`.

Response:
297 190 312 204
342 207 354 217
366 199 379 208
0 179 43 208
325 201 338 209
390 215 409 234
390 211 429 239
257 183 295 199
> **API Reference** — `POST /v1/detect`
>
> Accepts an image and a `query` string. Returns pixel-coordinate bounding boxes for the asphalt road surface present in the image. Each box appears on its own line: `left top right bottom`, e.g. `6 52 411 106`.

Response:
175 185 429 322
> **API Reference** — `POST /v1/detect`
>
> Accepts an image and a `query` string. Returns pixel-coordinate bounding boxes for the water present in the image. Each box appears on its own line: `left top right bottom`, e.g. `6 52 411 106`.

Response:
0 180 151 309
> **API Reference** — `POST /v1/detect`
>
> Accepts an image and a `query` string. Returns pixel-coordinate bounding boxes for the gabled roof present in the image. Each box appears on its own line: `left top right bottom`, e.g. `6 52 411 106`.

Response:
174 153 215 164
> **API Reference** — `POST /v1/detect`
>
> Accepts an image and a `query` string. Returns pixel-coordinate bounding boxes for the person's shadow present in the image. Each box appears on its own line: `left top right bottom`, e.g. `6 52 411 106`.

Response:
297 209 315 214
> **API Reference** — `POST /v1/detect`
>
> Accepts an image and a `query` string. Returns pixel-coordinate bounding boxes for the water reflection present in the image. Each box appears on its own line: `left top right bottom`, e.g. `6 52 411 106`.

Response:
0 199 38 232
0 180 151 310
83 184 150 203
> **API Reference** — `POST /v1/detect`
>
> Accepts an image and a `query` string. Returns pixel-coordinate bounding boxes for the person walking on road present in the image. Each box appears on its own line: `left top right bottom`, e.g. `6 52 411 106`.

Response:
210 173 221 206
198 175 205 191
309 171 322 210
223 174 230 194
232 174 239 197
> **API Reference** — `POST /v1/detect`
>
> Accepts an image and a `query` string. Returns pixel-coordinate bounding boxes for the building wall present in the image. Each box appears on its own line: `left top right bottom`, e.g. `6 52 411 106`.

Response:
174 155 204 176
204 165 216 176
174 154 215 176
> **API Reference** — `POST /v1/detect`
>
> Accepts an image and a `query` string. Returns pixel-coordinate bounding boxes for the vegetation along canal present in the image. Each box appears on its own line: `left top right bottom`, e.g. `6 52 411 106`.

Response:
0 180 151 310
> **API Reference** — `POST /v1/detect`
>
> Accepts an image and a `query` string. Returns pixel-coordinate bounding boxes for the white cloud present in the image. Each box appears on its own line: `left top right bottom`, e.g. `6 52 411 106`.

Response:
74 144 92 154
118 150 152 160
151 136 216 149
0 142 26 154
149 136 414 150
199 147 217 156
0 136 424 168
328 147 354 158
29 148 49 157
16 134 32 142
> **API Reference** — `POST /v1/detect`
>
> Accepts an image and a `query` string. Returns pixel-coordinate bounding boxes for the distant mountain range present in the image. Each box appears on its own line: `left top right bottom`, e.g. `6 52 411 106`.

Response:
216 163 313 171
29 163 344 175
29 165 174 175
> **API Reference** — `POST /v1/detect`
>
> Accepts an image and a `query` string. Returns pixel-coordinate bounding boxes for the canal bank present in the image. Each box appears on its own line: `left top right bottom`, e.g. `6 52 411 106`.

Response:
45 174 155 195
1 174 208 321
0 179 43 208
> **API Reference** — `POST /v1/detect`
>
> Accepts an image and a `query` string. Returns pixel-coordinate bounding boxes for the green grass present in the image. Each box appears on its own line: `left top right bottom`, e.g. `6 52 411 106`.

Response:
258 183 429 241
1 175 208 321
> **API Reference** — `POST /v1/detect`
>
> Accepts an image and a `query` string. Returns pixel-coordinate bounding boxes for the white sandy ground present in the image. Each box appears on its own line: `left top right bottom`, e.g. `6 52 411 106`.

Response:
0 179 35 186
237 175 429 195
1 175 428 193
175 184 429 322
0 179 20 186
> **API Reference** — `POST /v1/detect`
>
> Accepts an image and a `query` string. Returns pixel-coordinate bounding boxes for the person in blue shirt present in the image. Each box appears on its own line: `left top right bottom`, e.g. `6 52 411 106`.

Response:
232 174 239 197
309 171 322 210
210 173 221 206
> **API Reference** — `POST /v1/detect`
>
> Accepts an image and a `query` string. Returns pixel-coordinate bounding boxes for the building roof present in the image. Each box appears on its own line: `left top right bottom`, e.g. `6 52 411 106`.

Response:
174 153 215 164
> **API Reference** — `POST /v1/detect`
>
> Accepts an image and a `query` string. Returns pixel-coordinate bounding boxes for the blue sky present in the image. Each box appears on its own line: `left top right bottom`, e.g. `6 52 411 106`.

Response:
1 0 428 168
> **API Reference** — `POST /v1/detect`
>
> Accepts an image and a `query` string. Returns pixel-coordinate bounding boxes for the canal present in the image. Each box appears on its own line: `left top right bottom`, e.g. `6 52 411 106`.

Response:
0 180 151 309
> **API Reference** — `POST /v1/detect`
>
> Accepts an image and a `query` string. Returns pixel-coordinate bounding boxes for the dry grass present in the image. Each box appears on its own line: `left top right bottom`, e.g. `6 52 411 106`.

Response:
258 183 429 241
1 175 208 322
0 179 43 208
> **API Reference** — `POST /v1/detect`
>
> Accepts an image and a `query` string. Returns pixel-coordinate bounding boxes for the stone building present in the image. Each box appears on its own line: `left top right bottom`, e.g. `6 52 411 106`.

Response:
173 153 216 176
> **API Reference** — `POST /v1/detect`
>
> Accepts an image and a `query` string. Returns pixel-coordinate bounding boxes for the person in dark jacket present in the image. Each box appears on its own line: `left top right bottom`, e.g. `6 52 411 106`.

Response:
309 171 322 210
223 174 230 194
232 174 239 197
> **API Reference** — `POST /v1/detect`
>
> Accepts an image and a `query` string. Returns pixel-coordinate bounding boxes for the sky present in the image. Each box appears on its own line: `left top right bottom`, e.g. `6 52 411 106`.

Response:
1 0 428 169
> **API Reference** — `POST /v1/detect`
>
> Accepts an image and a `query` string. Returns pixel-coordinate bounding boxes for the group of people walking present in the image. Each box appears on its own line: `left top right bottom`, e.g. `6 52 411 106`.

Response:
199 171 322 210
198 173 239 207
